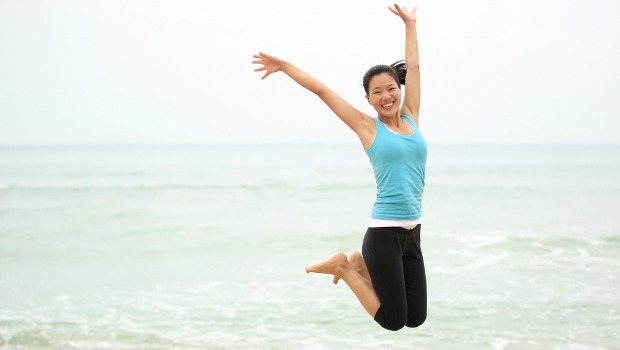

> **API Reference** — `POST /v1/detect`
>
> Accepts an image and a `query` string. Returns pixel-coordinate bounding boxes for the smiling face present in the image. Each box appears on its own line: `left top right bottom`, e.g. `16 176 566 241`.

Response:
365 72 402 118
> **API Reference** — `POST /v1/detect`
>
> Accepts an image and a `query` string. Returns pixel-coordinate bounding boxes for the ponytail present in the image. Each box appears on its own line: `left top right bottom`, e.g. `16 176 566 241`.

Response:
390 60 407 85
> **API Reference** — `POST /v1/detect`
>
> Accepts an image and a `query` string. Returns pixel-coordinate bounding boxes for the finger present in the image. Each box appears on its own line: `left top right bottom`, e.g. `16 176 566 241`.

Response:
261 71 270 80
388 6 398 15
251 60 263 64
394 4 406 16
254 66 266 72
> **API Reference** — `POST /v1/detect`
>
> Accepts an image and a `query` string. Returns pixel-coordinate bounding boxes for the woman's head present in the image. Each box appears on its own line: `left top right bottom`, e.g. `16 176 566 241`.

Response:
363 61 407 116
362 61 406 95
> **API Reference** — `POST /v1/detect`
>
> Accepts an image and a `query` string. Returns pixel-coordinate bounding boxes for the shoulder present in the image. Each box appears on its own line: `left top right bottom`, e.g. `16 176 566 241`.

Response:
358 115 378 150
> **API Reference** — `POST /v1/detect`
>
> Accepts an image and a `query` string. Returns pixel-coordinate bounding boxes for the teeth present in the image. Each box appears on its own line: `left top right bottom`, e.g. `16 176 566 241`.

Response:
382 103 393 108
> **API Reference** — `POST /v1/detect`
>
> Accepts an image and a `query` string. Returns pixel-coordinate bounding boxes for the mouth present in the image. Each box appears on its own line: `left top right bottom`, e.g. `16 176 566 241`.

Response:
381 102 394 110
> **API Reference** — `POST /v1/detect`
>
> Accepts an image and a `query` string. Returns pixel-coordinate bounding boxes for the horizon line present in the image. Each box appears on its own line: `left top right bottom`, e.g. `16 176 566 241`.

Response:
0 141 619 147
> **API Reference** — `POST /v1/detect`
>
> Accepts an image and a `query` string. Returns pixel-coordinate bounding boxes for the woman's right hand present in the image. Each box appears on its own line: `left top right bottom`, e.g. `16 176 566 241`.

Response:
252 52 284 80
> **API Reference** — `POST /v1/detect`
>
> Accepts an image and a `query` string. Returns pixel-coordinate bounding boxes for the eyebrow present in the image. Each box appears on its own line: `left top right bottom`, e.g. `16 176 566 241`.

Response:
372 83 398 91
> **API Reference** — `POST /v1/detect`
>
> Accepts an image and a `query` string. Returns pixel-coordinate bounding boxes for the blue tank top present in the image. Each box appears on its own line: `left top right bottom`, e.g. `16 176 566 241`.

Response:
365 114 427 220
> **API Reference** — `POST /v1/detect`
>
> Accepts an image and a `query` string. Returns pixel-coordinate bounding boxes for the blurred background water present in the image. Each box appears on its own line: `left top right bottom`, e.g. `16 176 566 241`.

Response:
1 143 618 349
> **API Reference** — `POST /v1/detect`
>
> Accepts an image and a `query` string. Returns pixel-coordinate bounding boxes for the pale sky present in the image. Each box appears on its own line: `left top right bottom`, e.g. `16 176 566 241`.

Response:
1 0 619 145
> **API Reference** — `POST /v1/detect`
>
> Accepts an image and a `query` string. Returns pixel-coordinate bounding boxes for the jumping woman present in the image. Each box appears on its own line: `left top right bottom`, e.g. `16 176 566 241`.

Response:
252 4 426 331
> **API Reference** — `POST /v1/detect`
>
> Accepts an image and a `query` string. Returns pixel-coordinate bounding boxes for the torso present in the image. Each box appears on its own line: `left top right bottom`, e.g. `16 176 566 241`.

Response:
364 114 427 221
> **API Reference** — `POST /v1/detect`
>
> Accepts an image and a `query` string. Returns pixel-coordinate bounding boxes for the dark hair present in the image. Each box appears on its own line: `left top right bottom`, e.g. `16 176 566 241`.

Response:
362 60 406 95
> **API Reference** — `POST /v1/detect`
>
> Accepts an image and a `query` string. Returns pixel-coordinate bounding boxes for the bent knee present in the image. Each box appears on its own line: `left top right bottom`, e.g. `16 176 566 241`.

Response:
406 313 427 328
375 307 406 331
383 314 407 331
383 321 406 332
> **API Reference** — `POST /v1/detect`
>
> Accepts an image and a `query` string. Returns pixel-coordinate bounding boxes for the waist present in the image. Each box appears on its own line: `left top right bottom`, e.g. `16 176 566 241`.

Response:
368 218 422 229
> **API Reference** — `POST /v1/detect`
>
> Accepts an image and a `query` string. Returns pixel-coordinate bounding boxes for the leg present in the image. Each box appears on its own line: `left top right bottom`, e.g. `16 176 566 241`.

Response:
362 227 408 331
403 226 427 327
306 252 381 318
403 255 426 327
332 250 371 285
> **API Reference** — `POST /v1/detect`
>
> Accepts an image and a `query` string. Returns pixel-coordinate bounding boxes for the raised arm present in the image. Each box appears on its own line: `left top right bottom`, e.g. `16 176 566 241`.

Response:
252 52 375 148
389 4 421 126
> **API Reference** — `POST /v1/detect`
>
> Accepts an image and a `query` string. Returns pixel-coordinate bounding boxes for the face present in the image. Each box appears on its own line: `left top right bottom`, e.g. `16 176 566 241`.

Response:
365 73 401 117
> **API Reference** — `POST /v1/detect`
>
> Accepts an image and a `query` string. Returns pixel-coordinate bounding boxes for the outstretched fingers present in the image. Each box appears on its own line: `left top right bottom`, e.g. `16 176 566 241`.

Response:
252 66 270 80
389 3 417 22
251 52 281 80
388 4 399 15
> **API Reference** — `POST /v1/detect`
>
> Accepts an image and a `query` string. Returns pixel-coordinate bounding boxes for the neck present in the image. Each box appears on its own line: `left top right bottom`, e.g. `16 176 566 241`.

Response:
378 111 402 125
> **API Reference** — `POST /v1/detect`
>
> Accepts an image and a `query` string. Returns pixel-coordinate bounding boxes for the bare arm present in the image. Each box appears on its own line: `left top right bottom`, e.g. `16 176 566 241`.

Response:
252 52 375 147
389 4 421 126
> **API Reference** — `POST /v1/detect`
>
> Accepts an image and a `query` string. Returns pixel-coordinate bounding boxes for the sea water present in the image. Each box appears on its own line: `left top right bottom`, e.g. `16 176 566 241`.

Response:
0 144 618 349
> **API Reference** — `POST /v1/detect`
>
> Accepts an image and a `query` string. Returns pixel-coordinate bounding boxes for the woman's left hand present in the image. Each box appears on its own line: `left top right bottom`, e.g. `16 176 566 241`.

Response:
388 3 417 24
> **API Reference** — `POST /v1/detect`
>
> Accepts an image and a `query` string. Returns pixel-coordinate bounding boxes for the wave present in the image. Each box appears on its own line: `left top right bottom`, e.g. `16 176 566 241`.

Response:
434 251 512 274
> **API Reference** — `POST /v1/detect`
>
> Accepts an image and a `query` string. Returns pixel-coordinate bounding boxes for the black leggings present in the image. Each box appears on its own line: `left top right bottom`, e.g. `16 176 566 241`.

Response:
362 225 427 331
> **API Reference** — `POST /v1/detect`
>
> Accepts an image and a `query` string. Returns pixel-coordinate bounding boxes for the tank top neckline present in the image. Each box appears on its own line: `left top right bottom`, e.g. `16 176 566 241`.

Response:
378 115 415 137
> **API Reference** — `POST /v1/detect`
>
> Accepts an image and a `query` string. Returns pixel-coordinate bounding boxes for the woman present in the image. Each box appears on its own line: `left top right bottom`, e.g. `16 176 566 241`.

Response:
252 4 426 331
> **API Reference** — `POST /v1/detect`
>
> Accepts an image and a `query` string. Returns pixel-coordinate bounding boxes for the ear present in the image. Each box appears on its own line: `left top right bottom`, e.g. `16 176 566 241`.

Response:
365 95 370 104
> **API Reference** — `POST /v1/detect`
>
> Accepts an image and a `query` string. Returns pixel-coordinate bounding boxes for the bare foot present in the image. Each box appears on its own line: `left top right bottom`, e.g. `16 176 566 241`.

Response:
305 252 349 278
333 251 370 284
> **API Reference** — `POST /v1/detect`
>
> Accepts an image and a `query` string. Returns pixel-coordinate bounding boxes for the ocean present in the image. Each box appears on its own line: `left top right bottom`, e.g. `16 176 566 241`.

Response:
0 143 618 349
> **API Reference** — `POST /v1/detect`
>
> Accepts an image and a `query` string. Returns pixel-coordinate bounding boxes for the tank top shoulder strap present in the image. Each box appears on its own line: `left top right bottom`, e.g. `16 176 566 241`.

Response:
373 117 388 134
401 114 420 132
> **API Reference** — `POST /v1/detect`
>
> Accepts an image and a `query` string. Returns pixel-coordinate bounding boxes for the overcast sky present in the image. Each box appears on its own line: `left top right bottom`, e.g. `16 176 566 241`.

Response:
1 0 619 145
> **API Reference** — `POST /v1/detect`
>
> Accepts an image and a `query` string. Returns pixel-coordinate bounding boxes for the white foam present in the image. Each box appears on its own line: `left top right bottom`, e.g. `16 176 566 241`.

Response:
188 281 224 294
490 338 512 350
464 251 512 270
437 251 512 274
467 235 508 248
